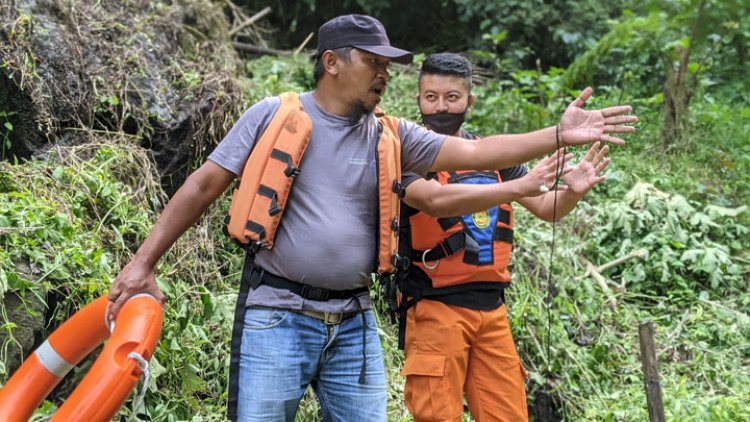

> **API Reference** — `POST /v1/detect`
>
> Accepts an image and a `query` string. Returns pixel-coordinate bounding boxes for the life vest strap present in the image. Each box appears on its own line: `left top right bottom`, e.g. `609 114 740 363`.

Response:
257 185 282 216
436 208 511 232
494 227 514 244
437 216 461 231
407 226 514 266
497 208 511 225
270 148 301 178
409 231 467 262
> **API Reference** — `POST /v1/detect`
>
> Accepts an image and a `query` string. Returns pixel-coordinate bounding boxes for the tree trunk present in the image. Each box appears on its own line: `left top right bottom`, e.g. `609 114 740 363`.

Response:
661 61 691 149
661 1 705 150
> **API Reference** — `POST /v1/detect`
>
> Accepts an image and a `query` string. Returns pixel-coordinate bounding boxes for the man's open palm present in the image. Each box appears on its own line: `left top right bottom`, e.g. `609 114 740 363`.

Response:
559 87 638 146
563 142 610 195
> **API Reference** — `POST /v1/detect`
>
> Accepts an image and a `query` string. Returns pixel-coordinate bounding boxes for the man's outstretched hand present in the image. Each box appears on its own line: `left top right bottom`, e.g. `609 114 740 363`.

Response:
562 142 610 196
559 87 638 146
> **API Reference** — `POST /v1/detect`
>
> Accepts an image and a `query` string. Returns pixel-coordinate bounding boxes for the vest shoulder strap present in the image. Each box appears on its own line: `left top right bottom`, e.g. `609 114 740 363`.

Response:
376 114 403 274
224 92 312 250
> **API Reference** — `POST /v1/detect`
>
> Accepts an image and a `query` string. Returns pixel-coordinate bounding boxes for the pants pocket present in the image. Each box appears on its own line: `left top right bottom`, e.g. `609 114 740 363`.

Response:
243 306 288 330
402 354 451 421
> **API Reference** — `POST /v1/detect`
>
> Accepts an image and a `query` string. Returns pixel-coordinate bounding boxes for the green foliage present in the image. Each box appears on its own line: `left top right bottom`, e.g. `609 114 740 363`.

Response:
560 0 749 103
237 0 633 71
242 55 315 103
0 111 13 160
455 0 632 70
0 141 233 419
0 145 155 303
588 182 747 294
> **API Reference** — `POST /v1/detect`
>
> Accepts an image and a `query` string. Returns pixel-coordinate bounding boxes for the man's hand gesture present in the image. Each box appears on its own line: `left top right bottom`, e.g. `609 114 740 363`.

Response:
562 142 610 196
559 87 638 146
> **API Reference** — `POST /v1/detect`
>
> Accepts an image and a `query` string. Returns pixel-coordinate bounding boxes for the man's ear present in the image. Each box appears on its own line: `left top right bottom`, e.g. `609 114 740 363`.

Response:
322 50 339 76
468 94 476 111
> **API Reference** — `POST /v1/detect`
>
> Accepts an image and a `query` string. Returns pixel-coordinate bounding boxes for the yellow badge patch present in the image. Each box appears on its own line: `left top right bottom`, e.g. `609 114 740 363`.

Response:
472 210 490 229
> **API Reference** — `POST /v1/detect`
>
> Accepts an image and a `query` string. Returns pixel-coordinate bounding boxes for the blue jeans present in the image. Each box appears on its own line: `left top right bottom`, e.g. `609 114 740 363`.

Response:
236 306 387 421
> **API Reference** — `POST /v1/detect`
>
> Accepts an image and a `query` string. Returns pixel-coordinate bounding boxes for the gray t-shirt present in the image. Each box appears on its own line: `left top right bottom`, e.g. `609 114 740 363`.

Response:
209 92 445 312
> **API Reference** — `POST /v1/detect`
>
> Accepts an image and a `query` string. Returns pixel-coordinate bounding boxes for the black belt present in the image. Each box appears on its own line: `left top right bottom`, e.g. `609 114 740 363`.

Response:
248 266 368 301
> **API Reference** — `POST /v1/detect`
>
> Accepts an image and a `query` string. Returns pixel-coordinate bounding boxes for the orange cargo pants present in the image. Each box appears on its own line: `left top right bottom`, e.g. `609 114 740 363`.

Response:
401 299 528 422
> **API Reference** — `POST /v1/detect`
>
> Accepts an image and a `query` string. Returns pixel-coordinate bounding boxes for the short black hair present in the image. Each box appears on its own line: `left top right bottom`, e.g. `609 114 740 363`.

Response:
313 47 353 84
419 53 472 91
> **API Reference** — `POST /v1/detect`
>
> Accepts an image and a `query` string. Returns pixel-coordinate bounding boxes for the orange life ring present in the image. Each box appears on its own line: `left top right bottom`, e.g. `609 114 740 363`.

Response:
0 293 163 421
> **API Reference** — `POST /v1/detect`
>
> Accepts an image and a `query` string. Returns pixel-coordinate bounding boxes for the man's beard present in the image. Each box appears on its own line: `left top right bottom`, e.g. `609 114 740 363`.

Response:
347 100 372 120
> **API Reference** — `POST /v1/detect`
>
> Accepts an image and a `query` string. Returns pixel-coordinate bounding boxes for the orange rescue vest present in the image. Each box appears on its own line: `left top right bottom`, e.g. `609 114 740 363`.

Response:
225 92 403 274
404 170 514 288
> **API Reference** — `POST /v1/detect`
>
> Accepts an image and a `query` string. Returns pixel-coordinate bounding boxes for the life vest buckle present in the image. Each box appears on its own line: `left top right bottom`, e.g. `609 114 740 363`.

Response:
391 217 400 233
391 180 405 198
391 254 410 271
284 165 301 178
246 240 268 254
421 248 440 270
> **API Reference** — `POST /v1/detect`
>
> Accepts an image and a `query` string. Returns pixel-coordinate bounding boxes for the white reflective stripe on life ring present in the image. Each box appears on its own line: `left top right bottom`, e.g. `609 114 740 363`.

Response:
35 339 74 378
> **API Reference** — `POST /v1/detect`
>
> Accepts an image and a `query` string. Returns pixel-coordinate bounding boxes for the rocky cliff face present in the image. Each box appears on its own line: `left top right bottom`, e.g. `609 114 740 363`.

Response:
0 0 244 195
0 0 245 376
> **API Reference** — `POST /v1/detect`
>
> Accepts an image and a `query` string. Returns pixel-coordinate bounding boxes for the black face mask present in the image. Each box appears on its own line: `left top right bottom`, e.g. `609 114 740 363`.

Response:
420 102 470 135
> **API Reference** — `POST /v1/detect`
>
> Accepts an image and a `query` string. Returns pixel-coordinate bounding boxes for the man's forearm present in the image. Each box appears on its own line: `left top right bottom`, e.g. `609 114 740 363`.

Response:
521 189 584 222
404 178 533 218
132 178 219 267
132 162 233 267
432 126 558 172
477 126 558 169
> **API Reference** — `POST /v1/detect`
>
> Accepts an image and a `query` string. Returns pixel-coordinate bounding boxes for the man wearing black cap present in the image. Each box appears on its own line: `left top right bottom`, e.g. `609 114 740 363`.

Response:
107 13 637 421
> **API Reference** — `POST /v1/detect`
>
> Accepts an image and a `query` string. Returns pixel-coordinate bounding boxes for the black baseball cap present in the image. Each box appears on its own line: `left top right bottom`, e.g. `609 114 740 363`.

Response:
316 14 413 64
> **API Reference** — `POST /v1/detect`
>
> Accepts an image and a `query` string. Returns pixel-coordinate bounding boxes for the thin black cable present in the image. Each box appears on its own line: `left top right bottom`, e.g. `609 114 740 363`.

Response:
545 124 564 373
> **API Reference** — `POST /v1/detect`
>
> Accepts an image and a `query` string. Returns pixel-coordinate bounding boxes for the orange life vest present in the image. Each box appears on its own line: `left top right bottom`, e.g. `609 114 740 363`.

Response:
224 92 403 274
404 170 514 288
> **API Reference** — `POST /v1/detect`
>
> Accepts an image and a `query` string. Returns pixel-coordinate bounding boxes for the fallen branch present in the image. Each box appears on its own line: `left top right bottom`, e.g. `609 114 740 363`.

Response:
232 42 291 56
229 6 272 37
0 227 45 235
580 256 618 307
583 249 648 289
596 248 648 273
698 298 750 323
294 32 314 57
582 257 615 293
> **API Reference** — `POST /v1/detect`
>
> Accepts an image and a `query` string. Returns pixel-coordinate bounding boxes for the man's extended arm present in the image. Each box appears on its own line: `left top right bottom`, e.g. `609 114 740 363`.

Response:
107 161 235 318
430 87 636 172
403 150 572 217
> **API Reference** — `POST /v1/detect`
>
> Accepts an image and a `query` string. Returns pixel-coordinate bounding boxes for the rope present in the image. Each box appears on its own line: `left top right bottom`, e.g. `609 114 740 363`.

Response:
127 352 150 421
545 125 564 373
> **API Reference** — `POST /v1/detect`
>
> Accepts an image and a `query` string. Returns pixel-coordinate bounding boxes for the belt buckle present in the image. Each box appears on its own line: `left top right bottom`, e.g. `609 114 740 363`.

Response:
323 312 344 325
